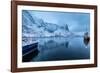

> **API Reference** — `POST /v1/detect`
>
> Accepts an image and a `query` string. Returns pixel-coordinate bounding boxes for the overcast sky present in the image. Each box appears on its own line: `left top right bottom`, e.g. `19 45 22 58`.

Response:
25 10 90 33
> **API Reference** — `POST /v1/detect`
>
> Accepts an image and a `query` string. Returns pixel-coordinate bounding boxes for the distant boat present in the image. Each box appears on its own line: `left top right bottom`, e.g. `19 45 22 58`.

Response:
84 32 90 46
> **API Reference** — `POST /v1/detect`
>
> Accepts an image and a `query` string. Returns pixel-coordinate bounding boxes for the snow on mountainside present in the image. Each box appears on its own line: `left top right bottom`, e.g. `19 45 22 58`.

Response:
22 10 70 38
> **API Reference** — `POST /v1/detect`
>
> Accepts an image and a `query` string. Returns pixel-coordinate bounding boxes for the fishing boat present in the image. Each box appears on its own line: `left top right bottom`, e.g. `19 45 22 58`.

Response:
84 32 90 46
22 42 39 62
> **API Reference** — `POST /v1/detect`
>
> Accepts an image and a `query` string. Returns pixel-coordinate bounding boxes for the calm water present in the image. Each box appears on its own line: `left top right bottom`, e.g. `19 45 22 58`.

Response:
22 36 90 62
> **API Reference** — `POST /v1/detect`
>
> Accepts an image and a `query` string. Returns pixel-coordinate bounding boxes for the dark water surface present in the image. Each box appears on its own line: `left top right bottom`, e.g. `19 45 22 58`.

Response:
22 37 90 62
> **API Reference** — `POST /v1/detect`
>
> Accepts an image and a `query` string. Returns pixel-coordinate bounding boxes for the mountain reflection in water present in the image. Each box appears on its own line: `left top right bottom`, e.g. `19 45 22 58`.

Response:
22 37 90 62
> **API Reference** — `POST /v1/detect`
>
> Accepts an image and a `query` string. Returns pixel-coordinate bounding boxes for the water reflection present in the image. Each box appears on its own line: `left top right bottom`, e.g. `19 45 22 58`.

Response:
37 37 69 52
22 36 90 62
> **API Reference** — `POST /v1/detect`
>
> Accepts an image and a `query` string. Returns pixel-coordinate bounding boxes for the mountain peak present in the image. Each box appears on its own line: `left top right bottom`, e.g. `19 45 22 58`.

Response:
22 11 70 37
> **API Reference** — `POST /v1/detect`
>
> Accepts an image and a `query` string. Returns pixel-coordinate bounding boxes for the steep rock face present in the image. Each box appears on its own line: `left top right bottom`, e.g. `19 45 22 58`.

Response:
44 23 57 33
22 10 69 37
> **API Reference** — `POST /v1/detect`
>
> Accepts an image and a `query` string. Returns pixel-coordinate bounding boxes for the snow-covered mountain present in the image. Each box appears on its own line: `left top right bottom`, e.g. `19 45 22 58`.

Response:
22 10 70 38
